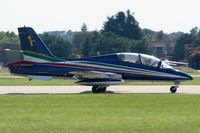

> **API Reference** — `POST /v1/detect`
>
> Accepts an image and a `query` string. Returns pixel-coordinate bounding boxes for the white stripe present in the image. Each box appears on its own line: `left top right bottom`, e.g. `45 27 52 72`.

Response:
68 61 185 79
24 55 51 63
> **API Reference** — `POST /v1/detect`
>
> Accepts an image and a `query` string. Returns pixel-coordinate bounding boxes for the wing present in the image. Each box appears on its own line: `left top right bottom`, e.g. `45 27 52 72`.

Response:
69 71 122 79
69 71 124 86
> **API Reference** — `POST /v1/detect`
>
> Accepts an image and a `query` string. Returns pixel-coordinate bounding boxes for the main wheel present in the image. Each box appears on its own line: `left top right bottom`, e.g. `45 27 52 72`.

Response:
92 85 107 93
170 86 177 93
100 87 106 92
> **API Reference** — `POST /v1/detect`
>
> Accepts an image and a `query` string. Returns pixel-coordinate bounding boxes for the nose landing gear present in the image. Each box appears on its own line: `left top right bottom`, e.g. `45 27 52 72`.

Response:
170 81 180 93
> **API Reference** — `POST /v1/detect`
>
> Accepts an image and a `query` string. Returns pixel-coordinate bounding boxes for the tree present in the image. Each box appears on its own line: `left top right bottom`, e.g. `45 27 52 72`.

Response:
173 33 193 60
102 10 143 40
156 31 165 40
81 37 94 57
125 10 143 40
73 30 148 57
0 31 19 44
40 33 75 58
81 23 88 32
131 39 149 54
190 27 198 36
95 32 132 55
73 31 95 55
190 53 200 69
195 29 200 46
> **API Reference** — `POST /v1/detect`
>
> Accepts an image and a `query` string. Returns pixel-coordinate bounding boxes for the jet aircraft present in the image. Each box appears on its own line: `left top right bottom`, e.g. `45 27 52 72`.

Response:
7 27 193 93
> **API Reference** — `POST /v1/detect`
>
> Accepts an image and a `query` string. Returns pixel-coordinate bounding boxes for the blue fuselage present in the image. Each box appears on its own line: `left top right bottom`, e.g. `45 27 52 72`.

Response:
8 54 193 82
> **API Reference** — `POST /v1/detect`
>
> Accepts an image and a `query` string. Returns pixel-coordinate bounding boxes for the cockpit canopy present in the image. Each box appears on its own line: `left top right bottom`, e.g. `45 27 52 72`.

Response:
117 53 172 69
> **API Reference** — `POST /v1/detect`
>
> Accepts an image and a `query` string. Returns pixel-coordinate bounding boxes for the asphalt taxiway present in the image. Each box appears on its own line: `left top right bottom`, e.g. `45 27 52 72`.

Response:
0 85 200 94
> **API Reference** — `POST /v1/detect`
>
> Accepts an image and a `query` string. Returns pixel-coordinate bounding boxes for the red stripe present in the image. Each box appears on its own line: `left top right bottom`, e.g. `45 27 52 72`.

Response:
7 60 38 67
7 60 139 74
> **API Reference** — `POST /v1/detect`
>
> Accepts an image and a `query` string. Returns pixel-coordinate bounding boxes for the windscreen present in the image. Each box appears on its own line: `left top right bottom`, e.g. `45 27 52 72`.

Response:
160 61 173 69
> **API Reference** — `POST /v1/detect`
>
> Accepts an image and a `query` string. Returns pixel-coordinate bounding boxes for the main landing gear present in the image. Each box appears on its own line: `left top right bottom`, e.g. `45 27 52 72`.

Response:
170 81 180 93
92 85 107 93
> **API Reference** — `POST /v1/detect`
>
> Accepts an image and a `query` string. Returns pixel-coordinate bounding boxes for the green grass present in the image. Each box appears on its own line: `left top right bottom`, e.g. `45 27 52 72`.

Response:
0 78 77 86
0 94 200 133
0 68 11 76
0 77 200 86
175 67 200 75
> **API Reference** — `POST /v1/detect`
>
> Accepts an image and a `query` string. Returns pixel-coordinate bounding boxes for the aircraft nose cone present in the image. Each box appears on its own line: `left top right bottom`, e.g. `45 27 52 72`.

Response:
183 73 193 80
187 74 193 80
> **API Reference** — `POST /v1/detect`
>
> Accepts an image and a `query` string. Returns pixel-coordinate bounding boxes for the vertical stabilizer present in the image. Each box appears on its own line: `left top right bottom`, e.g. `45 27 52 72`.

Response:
18 27 54 57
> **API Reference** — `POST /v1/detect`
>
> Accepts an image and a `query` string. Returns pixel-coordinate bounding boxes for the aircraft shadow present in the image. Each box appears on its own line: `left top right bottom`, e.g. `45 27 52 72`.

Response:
5 91 181 95
79 90 115 94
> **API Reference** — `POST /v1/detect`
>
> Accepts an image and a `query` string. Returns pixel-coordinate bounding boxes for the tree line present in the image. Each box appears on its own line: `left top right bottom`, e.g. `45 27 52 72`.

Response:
173 27 200 60
0 10 200 69
0 10 148 58
0 31 19 44
40 10 148 58
173 27 200 68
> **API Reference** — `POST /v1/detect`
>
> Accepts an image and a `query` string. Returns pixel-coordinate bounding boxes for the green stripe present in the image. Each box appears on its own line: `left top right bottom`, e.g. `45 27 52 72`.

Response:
23 51 64 62
77 61 169 76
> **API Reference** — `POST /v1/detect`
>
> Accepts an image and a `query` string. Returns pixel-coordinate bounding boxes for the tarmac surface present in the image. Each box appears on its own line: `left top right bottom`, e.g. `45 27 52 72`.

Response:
0 85 200 94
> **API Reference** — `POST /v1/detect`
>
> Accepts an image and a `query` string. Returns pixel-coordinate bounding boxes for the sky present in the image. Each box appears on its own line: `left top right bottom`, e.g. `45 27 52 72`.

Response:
0 0 200 34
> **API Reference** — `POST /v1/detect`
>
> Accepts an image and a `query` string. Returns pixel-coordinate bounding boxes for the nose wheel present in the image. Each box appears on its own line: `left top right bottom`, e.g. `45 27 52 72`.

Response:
170 81 180 93
170 86 177 93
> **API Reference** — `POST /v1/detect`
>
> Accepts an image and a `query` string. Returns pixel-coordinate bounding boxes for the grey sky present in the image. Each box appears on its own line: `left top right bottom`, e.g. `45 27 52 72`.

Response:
0 0 200 33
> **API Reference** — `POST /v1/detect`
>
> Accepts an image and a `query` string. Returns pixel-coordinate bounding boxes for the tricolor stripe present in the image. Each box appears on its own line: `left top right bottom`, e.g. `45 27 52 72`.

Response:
18 51 186 79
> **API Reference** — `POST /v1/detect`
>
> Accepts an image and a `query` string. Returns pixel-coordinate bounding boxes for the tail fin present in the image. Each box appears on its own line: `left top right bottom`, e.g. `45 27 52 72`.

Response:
18 27 54 57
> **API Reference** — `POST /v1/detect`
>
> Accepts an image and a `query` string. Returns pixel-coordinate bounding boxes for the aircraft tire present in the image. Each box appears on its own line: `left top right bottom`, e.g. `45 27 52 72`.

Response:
100 87 107 92
170 86 177 93
92 85 106 93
